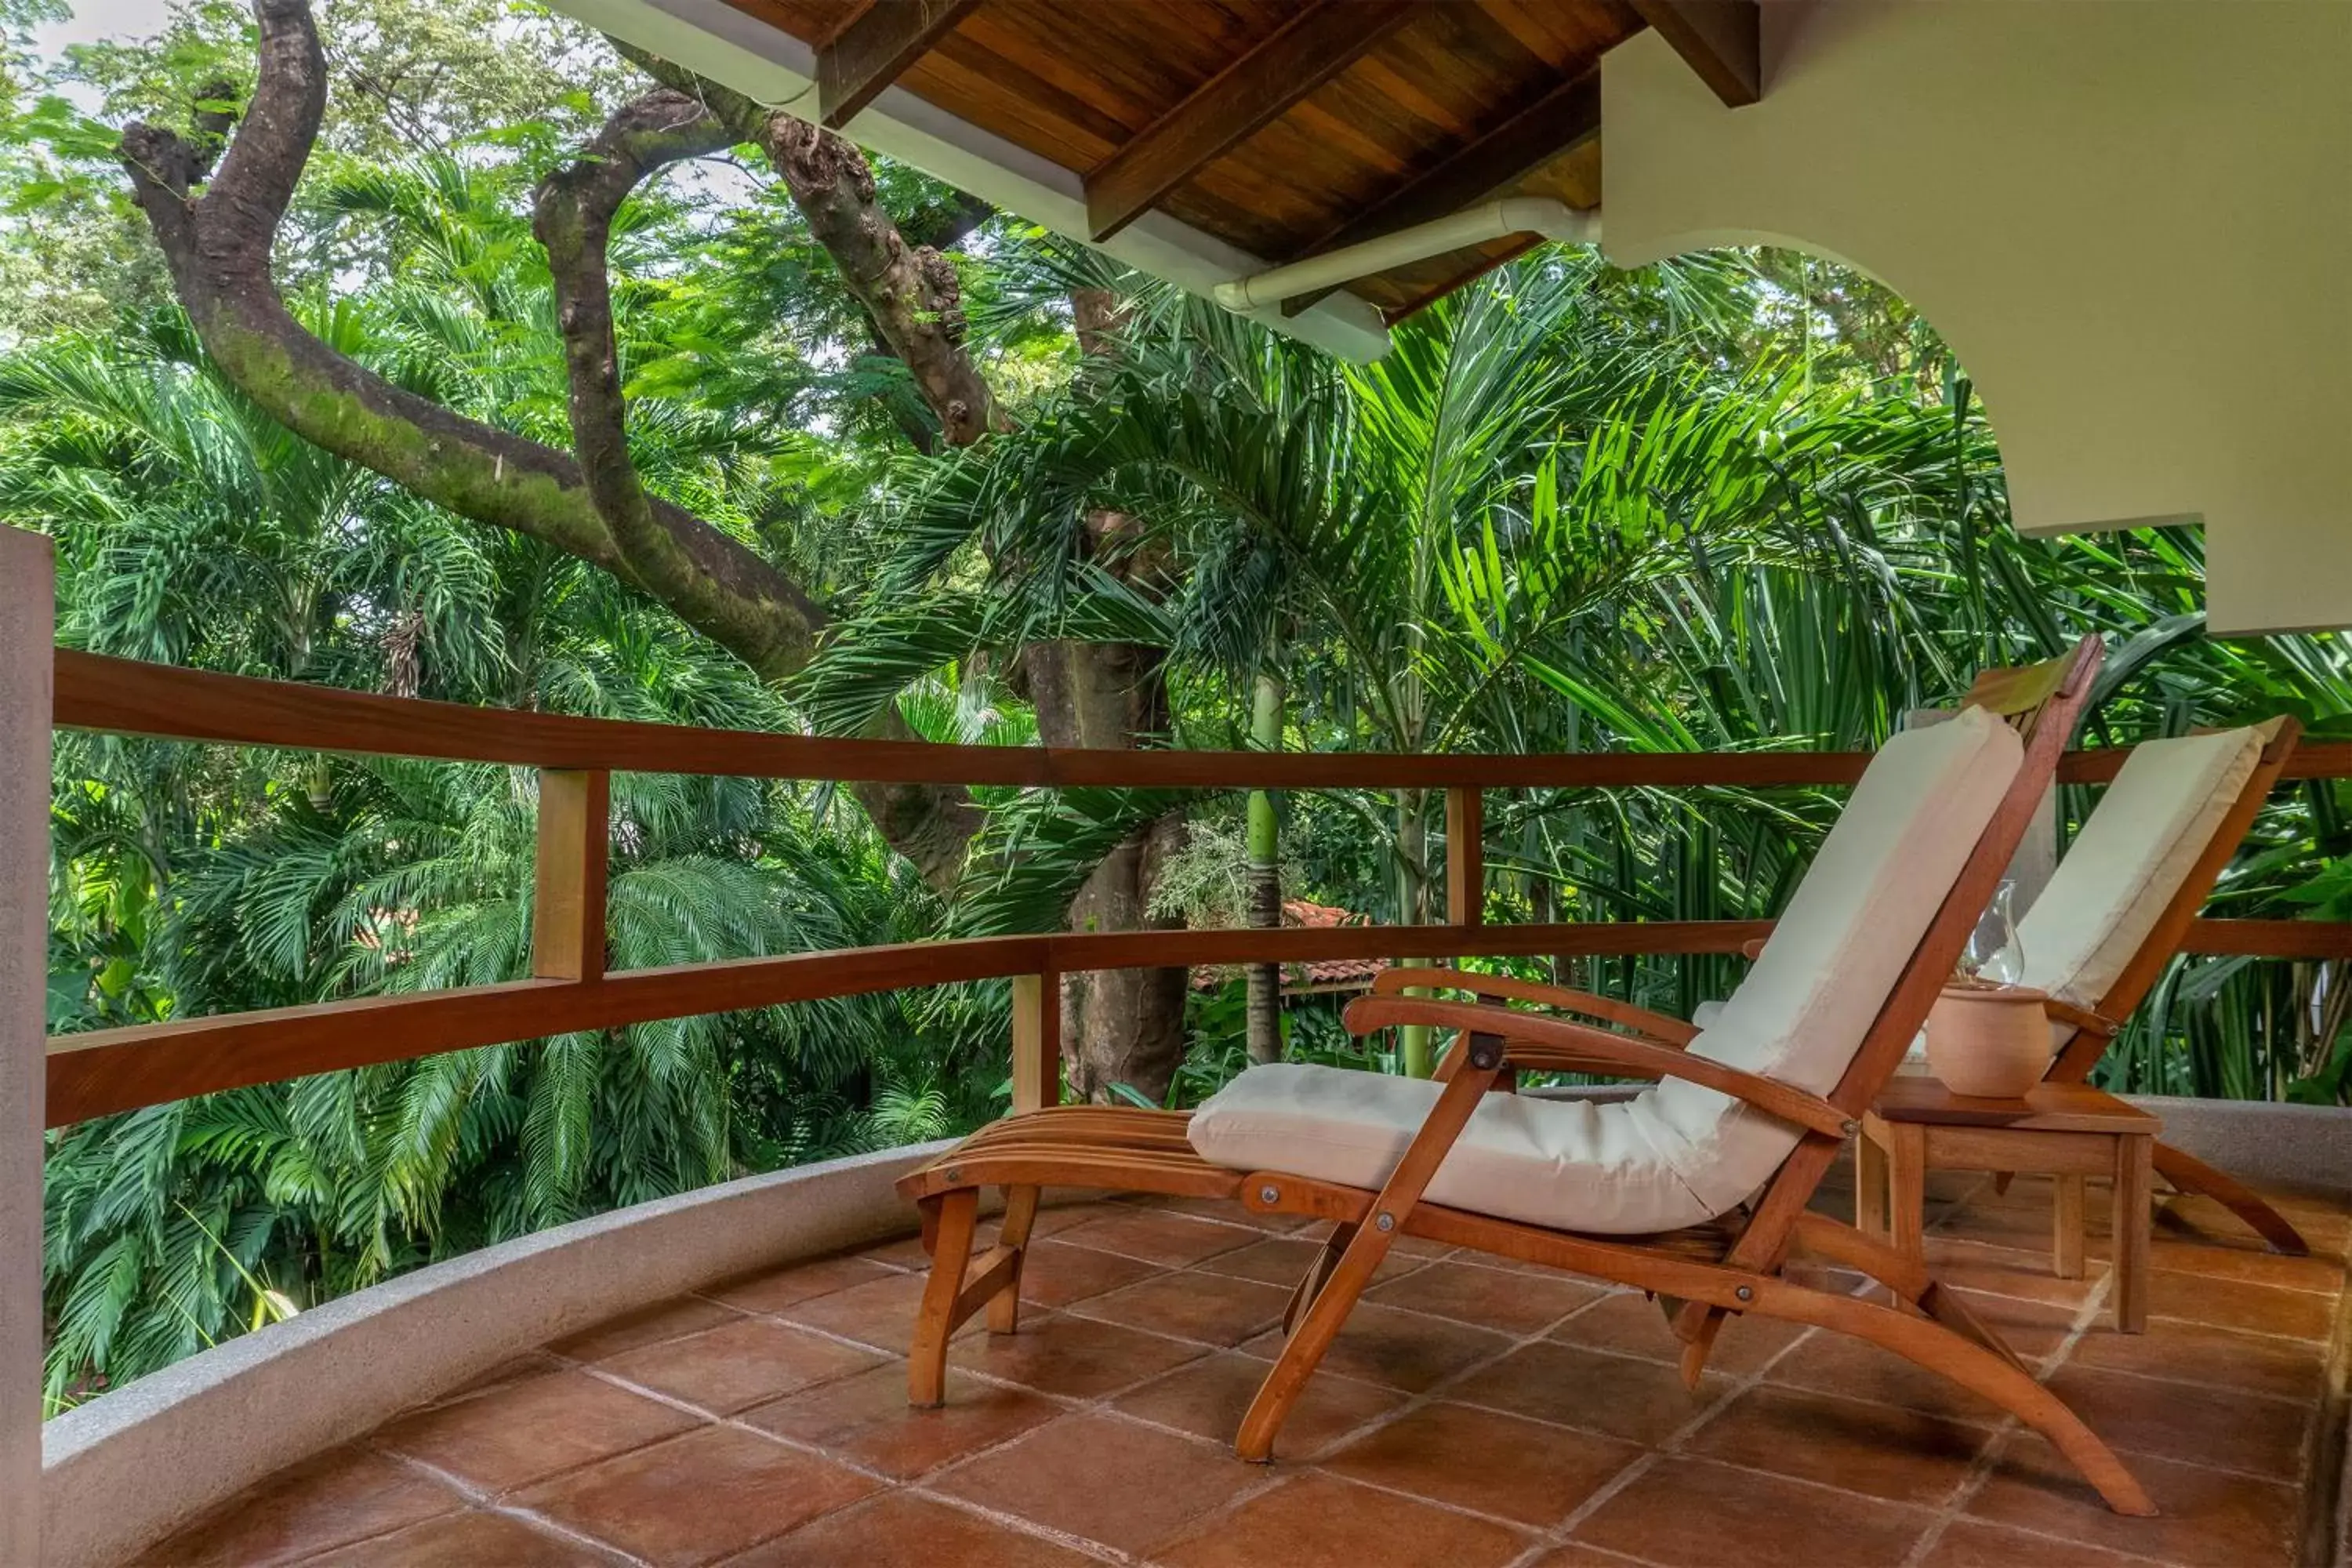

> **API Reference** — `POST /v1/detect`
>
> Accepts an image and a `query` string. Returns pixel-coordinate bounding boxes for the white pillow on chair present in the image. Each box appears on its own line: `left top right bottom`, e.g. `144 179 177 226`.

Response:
2016 728 2262 1038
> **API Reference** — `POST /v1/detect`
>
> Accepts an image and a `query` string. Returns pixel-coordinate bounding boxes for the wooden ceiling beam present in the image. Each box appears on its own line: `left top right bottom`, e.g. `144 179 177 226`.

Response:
1628 0 1761 108
1084 0 1417 244
1280 70 1600 317
818 0 984 129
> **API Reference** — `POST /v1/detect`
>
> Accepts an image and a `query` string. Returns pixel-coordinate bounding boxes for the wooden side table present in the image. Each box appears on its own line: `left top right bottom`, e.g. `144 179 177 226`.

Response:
1858 1078 2161 1332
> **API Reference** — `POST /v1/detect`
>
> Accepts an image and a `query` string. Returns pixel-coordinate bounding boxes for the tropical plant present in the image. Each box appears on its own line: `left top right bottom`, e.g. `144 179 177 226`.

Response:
10 139 1014 1406
11 0 2350 1417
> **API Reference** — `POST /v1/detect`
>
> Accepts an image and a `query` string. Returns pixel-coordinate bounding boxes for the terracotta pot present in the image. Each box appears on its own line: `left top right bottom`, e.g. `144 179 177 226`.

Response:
1924 982 2053 1098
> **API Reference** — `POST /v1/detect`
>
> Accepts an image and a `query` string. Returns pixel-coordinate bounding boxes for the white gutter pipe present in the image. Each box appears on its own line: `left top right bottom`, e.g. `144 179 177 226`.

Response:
1212 197 1602 314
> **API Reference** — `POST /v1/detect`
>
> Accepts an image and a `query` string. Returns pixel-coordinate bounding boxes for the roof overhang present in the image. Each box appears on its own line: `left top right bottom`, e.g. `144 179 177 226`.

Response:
554 0 1396 359
548 0 1716 361
546 0 2352 637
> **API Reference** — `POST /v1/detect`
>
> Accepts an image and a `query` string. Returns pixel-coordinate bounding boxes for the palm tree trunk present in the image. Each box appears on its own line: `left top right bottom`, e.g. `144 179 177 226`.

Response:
1531 872 1561 986
1245 669 1286 1065
1395 787 1435 1077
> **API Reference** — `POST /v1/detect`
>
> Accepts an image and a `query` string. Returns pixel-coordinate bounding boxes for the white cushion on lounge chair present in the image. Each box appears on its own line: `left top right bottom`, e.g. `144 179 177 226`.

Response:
2015 727 2262 1040
1693 726 2262 1061
1188 706 2024 1234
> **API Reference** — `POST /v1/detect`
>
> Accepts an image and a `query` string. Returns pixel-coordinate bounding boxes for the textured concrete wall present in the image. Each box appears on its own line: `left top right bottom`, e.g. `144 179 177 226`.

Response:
42 1141 967 1568
2130 1097 2352 1196
1 528 51 1567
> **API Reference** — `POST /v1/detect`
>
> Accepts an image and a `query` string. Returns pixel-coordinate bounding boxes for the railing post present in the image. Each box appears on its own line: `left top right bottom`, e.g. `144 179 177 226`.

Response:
532 770 609 982
2 526 53 1564
1446 786 1483 928
1011 970 1061 1114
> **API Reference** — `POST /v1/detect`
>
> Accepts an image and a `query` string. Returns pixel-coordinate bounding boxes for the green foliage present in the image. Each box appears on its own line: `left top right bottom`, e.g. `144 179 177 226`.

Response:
5 31 1014 1403
826 242 2352 1098
9 0 2348 1416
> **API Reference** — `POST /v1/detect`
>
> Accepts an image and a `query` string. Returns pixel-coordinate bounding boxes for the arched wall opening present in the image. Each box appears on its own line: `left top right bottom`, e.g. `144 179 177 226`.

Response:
1598 2 2352 638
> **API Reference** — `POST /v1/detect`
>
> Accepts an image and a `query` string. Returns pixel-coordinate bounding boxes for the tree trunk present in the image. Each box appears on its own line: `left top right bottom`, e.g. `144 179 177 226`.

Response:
1025 633 1187 1103
1531 871 1562 987
1244 669 1285 1065
1023 286 1188 1105
121 5 1182 1095
676 82 1185 1100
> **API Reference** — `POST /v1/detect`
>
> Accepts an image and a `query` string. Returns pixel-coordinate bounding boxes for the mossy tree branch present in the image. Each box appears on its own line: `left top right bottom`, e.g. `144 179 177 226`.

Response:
117 0 981 890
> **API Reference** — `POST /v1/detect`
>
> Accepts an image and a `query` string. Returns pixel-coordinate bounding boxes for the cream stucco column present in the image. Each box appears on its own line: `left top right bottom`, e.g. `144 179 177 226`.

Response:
1601 2 2352 637
1 525 51 1564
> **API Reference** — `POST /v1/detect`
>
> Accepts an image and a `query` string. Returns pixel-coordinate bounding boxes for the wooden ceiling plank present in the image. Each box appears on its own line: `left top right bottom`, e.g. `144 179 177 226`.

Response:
1279 69 1599 316
818 0 985 129
1628 0 1760 107
1083 0 1418 243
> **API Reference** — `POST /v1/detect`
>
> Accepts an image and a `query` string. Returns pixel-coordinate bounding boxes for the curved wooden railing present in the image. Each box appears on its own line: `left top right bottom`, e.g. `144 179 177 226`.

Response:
40 649 2352 1128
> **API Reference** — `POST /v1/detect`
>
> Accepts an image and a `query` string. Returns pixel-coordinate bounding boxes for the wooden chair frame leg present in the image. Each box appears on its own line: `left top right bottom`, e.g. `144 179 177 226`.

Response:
1236 1034 1506 1461
896 644 2159 1513
1791 1212 2031 1377
1677 1312 1725 1389
1751 1264 2154 1516
1284 1221 1356 1336
908 1190 1028 1408
903 1125 2155 1514
909 1191 977 1407
2150 1139 2310 1256
987 1185 1040 1334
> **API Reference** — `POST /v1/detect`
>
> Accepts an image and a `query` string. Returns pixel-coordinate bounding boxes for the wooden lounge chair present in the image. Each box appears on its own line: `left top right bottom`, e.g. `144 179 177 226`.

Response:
898 637 2158 1516
2016 716 2307 1253
1697 715 2305 1253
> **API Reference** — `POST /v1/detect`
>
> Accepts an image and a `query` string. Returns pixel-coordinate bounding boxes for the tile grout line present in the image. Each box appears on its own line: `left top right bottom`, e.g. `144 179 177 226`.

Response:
723 1228 2336 1424
355 1445 653 1568
833 1204 1332 1562
1897 1171 2085 1567
459 1363 910 1563
946 1207 1670 1552
280 1180 2345 1568
616 1183 2325 1558
889 1484 1138 1566
1893 1258 2118 1568
430 1328 1145 1568
1278 1267 1756 1539
788 1189 2337 1368
1540 1252 1882 1555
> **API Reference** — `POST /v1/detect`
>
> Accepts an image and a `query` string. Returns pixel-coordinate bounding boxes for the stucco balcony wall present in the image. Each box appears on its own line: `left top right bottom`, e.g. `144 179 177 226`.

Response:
39 1142 982 1568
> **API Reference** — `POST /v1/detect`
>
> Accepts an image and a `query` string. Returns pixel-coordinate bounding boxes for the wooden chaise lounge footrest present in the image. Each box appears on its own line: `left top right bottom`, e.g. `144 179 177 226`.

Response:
898 1106 1243 1204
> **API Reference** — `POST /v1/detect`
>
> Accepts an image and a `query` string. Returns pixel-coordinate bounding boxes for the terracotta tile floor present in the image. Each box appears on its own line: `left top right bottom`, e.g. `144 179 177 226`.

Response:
140 1166 2349 1568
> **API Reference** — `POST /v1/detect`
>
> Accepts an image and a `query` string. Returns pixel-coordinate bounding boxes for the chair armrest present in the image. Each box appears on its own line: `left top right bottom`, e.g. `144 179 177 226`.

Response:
1740 938 1767 962
1370 966 1698 1047
1345 996 1853 1141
